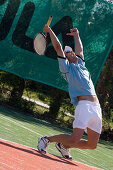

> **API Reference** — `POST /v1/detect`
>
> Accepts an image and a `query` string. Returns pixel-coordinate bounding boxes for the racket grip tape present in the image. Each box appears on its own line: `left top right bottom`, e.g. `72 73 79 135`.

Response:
46 16 53 26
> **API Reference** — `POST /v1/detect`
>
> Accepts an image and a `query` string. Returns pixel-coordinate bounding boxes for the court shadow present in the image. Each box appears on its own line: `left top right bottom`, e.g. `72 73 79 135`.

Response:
0 140 77 167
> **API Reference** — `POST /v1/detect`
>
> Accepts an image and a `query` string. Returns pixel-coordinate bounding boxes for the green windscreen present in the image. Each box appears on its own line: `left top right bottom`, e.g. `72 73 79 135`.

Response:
0 0 113 91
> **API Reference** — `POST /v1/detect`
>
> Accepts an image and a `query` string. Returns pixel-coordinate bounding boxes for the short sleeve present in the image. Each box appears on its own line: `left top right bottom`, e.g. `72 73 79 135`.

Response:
57 57 70 73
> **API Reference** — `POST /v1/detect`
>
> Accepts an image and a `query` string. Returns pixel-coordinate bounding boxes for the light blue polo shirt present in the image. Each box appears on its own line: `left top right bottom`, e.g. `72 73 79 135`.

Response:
57 56 96 106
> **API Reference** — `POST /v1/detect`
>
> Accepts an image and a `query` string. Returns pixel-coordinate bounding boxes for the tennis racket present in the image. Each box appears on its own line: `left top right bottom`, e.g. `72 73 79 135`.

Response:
33 16 53 55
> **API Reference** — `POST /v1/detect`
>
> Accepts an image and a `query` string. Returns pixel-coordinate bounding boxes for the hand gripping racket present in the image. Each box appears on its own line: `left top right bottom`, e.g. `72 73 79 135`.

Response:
33 16 53 55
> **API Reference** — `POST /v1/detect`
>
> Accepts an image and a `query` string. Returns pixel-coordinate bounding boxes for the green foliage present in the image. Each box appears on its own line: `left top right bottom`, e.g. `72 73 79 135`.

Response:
96 47 113 123
0 71 25 111
61 100 74 114
23 88 51 104
0 70 20 87
57 111 74 128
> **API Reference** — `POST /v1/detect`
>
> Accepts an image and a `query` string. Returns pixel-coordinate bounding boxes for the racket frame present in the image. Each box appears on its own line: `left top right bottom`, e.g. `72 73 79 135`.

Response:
33 16 53 56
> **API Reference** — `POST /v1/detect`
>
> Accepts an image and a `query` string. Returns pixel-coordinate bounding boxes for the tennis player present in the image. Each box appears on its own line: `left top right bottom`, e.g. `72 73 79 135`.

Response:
37 25 102 159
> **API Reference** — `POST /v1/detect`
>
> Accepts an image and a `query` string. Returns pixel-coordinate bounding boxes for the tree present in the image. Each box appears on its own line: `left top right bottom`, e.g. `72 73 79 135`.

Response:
96 47 113 121
49 88 67 119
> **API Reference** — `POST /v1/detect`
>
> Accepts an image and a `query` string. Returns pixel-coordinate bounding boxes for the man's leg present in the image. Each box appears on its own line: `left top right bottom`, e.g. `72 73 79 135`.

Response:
37 128 84 155
47 128 84 148
46 128 84 159
67 128 100 149
37 127 100 159
47 127 100 149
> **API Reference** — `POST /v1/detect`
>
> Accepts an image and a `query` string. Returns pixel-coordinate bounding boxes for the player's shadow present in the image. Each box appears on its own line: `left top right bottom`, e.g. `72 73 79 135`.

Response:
0 140 77 166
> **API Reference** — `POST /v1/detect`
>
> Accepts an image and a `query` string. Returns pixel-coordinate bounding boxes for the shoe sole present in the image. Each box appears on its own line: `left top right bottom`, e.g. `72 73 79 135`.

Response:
37 148 46 154
55 143 72 160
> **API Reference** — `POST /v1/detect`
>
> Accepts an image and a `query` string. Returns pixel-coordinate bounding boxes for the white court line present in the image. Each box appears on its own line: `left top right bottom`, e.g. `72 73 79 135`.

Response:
77 149 104 168
96 148 113 159
0 112 69 134
0 115 63 153
0 113 68 153
0 115 41 136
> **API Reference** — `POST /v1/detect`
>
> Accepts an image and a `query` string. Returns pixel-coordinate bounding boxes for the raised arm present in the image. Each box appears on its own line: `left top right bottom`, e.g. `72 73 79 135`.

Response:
67 28 84 60
43 25 65 58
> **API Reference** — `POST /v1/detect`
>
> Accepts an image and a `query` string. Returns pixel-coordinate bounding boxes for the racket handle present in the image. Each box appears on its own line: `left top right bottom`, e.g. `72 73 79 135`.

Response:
46 16 53 26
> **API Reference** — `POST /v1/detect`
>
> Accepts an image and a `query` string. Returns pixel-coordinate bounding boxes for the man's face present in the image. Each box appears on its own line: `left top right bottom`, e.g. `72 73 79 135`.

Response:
64 51 78 64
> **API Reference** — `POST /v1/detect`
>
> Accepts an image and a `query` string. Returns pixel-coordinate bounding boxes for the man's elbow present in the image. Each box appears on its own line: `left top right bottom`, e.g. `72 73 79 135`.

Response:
76 51 84 60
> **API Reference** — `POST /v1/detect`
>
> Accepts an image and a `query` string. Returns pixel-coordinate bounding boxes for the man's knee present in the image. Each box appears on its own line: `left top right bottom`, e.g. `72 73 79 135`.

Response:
87 128 100 150
88 143 97 150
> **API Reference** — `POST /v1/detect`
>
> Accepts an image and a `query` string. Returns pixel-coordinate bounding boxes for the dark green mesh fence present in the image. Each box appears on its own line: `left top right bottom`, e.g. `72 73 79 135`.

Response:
0 0 113 91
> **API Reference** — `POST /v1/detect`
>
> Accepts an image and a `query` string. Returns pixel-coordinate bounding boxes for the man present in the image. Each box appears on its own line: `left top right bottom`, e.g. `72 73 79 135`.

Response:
37 25 102 159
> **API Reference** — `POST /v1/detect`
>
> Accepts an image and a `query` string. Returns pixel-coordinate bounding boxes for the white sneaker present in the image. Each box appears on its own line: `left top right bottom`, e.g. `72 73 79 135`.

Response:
38 136 50 154
56 143 72 159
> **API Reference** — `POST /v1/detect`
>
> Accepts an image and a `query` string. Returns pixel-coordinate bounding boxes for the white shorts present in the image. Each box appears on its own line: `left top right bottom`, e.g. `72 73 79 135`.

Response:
73 101 102 134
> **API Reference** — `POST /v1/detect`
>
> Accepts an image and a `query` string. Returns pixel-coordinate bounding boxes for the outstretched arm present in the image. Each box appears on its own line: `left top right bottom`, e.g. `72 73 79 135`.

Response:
43 25 65 58
67 28 84 60
43 25 69 81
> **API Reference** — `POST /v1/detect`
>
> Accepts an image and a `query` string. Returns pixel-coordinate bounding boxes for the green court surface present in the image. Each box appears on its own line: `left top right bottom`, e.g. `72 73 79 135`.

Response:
0 105 113 170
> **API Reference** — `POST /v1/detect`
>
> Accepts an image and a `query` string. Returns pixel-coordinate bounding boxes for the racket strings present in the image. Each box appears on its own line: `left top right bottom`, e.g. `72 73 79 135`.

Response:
34 33 46 55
